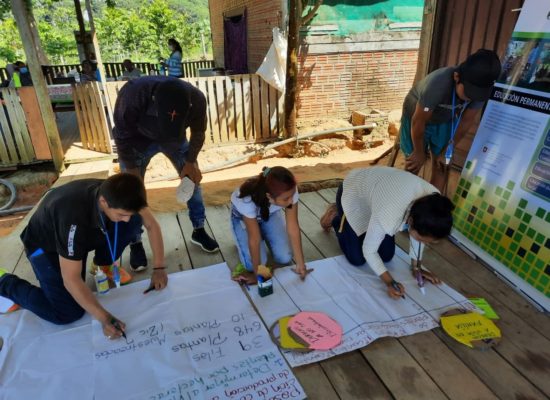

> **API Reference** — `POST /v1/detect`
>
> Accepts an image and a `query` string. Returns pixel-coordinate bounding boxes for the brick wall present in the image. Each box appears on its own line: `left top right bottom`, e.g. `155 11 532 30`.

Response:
208 1 418 120
296 50 418 119
208 0 282 72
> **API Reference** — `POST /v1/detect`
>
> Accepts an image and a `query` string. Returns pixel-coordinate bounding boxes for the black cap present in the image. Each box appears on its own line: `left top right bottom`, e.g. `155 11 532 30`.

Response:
154 79 191 141
459 49 501 101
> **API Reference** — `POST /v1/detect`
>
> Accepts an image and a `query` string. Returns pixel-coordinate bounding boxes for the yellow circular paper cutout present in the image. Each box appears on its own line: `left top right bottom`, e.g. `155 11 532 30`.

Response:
440 310 501 349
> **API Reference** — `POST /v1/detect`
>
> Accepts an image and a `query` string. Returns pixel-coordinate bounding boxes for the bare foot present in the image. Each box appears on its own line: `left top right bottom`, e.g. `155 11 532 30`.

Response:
320 203 338 231
231 271 257 285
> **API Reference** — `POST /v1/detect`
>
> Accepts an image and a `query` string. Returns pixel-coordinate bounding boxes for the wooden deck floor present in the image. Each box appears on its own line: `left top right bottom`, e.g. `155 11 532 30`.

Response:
1 176 549 399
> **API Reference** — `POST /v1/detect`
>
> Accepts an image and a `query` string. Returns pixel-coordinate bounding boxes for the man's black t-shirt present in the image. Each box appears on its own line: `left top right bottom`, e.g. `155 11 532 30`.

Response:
20 179 138 261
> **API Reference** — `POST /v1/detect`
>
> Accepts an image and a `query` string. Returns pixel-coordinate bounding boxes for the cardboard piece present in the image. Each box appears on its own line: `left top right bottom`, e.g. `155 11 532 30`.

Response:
288 312 342 350
440 309 501 349
469 297 500 319
279 316 308 350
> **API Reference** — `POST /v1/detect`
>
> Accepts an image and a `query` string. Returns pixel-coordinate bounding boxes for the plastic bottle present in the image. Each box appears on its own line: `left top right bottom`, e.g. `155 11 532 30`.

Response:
257 275 273 297
95 269 110 295
176 176 195 203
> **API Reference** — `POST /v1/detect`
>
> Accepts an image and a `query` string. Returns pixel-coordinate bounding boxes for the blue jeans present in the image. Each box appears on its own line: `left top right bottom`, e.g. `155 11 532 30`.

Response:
0 216 142 324
230 208 292 271
332 184 395 266
119 141 206 229
0 250 86 324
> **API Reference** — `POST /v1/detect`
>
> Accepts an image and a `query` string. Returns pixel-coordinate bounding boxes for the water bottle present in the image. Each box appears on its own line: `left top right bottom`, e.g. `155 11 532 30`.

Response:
95 269 110 295
176 176 195 203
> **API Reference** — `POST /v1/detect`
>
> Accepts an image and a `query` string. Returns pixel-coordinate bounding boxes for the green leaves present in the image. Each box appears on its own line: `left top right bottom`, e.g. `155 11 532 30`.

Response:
0 0 211 66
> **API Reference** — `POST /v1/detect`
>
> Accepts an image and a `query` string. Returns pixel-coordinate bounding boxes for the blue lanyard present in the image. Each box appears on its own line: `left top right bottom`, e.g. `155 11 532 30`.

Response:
98 211 118 265
445 88 470 164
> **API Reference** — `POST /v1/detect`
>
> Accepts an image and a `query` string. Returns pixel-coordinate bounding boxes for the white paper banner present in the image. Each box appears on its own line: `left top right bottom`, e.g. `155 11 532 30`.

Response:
249 248 475 367
0 264 305 400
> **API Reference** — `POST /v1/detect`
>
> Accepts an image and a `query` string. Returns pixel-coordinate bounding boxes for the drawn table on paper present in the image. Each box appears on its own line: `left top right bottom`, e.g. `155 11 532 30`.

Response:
250 248 477 367
0 263 305 400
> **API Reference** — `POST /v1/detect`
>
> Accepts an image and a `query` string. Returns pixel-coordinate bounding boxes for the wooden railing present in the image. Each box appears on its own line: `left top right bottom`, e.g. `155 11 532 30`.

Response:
0 68 9 83
102 62 155 79
181 60 216 78
42 64 81 84
103 75 283 147
40 60 215 84
1 73 282 166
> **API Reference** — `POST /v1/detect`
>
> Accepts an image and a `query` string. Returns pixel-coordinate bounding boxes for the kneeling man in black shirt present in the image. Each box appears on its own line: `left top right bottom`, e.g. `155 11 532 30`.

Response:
0 173 167 340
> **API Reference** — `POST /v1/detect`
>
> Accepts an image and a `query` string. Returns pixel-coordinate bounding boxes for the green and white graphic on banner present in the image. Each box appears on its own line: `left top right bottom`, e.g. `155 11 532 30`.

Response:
452 0 549 311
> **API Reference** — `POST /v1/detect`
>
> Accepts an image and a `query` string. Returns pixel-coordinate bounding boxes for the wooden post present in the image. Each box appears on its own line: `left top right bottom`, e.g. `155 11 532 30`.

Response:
413 0 438 84
27 7 50 65
85 0 107 83
74 0 88 58
10 0 64 172
283 0 300 139
284 0 322 139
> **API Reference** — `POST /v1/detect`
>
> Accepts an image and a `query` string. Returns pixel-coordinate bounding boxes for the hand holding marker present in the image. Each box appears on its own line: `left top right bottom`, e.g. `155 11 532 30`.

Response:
110 317 126 340
390 280 405 299
415 242 425 295
416 266 426 295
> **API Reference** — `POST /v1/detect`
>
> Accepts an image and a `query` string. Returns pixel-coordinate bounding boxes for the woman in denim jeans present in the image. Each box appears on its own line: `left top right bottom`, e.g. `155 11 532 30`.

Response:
230 167 312 285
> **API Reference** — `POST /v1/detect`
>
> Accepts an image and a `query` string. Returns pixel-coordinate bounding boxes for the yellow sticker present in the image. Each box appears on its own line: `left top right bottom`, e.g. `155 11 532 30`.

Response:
440 312 501 348
279 316 307 349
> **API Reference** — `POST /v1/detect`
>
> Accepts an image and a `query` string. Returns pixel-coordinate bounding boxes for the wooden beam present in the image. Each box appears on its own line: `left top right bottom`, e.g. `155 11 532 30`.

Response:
414 0 438 83
74 0 87 57
27 6 49 64
84 0 107 83
10 0 64 172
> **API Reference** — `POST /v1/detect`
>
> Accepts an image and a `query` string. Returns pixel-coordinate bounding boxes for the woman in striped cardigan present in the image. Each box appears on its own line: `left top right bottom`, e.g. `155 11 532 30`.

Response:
161 38 183 78
320 167 454 299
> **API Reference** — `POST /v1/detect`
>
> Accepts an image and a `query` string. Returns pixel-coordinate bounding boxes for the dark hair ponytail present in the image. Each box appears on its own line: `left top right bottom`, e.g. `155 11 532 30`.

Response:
409 193 454 238
168 38 182 54
238 166 296 221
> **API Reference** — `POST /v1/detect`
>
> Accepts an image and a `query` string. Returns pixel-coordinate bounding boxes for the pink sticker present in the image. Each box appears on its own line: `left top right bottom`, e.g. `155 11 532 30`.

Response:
288 312 342 350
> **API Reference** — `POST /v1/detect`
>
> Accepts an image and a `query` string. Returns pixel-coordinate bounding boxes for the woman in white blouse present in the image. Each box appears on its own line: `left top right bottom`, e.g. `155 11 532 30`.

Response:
230 167 311 284
321 167 454 299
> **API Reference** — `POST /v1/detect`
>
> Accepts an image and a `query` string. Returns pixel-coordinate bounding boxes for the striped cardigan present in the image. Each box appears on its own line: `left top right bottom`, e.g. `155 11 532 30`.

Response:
166 51 183 77
341 167 439 276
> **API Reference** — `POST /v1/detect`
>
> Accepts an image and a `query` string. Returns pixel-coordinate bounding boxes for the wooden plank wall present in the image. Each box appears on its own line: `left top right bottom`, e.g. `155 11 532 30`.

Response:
0 88 36 166
72 82 112 154
428 0 523 169
17 87 52 160
103 81 127 132
183 74 283 145
103 74 283 147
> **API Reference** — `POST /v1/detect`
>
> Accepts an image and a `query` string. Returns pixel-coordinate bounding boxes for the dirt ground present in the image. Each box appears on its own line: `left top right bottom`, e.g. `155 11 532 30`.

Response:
143 117 395 212
0 116 401 236
0 170 57 236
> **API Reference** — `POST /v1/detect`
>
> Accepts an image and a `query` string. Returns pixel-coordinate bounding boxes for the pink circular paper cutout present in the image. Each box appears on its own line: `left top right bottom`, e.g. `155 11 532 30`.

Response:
288 312 342 350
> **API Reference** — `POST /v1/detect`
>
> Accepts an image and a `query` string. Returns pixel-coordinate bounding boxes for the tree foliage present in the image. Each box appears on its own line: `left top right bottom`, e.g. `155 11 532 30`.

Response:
0 0 211 66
